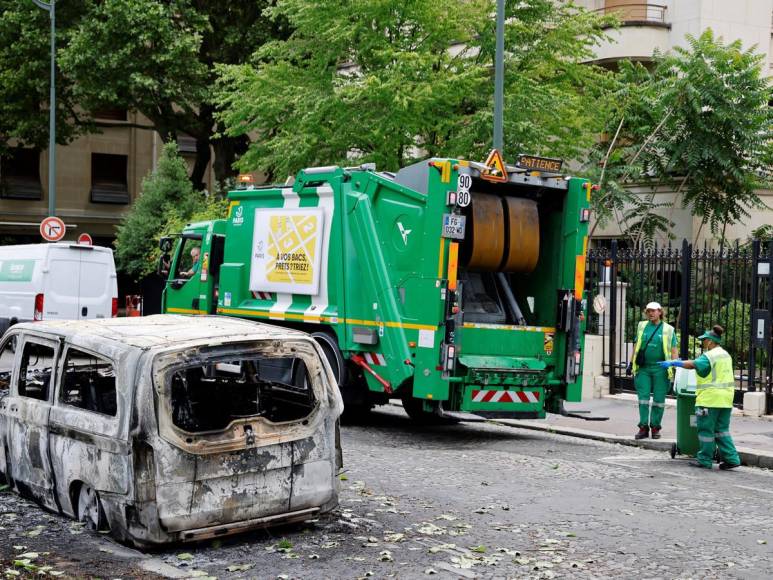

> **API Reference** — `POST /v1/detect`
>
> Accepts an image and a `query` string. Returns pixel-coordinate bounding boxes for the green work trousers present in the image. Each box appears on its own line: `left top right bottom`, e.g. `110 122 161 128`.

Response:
696 407 740 468
635 366 670 429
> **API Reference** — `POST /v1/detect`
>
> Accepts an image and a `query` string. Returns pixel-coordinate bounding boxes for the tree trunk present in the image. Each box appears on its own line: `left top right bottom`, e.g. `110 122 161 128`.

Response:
189 136 212 192
212 134 249 185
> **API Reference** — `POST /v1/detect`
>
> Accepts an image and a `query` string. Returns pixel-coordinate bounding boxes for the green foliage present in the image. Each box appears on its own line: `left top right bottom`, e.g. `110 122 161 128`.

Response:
114 143 195 280
215 0 617 179
1 1 287 186
0 0 90 153
588 30 772 242
688 297 751 360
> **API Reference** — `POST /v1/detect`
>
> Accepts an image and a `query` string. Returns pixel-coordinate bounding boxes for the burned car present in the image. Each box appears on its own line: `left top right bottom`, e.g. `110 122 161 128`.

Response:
0 315 343 546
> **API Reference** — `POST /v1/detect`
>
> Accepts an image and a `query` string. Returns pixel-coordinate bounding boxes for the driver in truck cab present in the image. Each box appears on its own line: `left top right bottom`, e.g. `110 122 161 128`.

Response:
181 246 200 279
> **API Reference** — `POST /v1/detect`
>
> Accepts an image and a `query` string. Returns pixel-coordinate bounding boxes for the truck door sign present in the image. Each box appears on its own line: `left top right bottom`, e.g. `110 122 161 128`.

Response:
249 208 325 295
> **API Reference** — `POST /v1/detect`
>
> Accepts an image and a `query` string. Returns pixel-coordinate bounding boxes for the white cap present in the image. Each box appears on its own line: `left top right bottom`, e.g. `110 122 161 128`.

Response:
645 302 662 310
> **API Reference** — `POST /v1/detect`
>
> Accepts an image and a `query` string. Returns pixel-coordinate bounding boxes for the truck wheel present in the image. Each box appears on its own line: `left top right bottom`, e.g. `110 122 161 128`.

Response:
670 443 677 459
77 483 108 532
311 331 370 422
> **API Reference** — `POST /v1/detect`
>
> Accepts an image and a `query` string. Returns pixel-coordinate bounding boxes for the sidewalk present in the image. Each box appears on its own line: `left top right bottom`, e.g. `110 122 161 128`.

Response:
494 394 773 469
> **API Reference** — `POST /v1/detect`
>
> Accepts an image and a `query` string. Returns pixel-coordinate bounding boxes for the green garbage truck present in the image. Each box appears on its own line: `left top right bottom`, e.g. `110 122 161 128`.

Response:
160 151 591 421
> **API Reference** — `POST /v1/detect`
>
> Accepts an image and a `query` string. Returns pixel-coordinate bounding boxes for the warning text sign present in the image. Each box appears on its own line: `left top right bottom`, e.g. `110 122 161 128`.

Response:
249 208 324 295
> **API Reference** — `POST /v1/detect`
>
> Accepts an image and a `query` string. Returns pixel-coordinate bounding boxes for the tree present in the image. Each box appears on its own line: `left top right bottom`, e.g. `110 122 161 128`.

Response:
215 0 617 179
114 143 196 280
0 1 288 188
59 0 289 190
0 0 89 154
588 30 772 244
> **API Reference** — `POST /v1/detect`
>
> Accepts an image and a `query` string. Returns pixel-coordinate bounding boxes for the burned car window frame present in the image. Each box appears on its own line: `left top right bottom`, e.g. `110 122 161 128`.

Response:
153 339 330 455
59 345 119 418
16 336 58 402
0 334 18 394
167 356 314 433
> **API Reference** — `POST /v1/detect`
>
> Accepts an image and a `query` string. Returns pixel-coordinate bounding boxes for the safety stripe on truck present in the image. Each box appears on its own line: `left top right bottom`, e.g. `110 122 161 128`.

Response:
362 352 386 366
216 308 436 332
471 389 540 404
462 323 556 333
167 307 208 315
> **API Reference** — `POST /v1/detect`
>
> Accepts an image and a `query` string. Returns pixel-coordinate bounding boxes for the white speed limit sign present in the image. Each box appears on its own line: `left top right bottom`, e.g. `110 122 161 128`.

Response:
456 174 472 207
457 173 471 193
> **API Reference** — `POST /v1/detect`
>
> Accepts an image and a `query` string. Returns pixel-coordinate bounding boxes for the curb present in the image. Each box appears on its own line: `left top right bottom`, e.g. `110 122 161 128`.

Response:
491 419 773 469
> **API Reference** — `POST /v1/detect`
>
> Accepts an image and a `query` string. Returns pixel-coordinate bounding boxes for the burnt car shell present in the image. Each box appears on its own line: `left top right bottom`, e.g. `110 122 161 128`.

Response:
0 315 343 546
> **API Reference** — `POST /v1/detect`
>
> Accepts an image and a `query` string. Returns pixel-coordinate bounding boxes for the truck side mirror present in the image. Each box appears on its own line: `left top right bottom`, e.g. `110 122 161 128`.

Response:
157 254 171 278
159 237 173 253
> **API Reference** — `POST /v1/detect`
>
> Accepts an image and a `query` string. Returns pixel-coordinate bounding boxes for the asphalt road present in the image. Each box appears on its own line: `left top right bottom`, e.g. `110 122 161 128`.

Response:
3 405 773 579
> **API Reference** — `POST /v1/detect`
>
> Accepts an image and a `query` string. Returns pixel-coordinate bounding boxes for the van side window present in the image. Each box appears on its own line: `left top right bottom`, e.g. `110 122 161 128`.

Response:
60 348 117 417
0 336 16 393
17 341 56 401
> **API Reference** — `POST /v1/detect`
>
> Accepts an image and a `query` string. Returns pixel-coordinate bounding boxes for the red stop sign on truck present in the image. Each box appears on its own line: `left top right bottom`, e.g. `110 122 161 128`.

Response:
77 233 93 245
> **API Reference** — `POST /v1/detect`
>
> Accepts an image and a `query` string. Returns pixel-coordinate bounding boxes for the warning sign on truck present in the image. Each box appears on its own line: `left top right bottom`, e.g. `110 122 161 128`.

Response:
249 208 324 295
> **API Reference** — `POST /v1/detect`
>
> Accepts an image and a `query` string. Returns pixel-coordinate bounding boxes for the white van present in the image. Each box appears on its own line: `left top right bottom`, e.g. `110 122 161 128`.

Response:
0 243 117 334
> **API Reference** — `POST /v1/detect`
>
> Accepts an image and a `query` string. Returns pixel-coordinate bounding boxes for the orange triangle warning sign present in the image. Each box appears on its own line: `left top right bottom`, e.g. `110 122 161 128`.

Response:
481 149 508 183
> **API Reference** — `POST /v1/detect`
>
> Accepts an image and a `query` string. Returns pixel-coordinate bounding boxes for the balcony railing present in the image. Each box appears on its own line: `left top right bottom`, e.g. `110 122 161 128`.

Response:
595 3 668 26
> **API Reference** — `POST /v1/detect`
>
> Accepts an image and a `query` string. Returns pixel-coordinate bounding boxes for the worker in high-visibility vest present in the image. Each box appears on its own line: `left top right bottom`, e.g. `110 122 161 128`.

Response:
659 325 740 470
631 302 678 440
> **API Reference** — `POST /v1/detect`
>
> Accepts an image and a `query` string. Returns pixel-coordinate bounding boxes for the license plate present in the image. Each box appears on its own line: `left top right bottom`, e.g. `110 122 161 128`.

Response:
442 214 466 239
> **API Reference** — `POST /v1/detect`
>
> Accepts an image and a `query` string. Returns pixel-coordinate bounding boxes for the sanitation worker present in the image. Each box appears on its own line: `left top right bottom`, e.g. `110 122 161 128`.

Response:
182 246 201 279
631 302 678 440
659 325 741 470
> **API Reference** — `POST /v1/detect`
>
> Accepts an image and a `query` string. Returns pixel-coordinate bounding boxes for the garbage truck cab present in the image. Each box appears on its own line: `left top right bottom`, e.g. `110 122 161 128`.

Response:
162 151 591 422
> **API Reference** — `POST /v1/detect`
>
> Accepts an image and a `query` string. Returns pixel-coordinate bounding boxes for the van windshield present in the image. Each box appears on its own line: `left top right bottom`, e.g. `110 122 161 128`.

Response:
169 356 314 432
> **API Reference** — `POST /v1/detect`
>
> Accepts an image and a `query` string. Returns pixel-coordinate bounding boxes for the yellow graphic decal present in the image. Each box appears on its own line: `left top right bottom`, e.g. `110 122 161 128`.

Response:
266 213 318 286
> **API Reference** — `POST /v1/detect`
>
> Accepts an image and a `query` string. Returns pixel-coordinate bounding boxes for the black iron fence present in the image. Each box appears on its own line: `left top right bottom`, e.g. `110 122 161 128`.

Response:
587 239 773 411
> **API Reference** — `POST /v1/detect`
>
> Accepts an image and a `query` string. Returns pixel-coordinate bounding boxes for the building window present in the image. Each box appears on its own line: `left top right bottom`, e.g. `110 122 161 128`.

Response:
0 148 42 200
91 153 129 204
176 133 197 155
92 108 128 122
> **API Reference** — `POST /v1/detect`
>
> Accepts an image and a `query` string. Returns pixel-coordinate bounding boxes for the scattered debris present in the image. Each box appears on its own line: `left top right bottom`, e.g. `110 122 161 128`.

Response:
417 522 446 535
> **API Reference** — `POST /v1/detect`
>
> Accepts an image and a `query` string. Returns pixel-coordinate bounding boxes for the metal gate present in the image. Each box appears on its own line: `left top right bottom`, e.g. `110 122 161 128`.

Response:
586 239 773 412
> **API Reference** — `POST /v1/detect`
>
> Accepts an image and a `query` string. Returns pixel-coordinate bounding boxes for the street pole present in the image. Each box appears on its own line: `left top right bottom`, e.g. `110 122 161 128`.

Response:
32 0 56 217
493 0 504 152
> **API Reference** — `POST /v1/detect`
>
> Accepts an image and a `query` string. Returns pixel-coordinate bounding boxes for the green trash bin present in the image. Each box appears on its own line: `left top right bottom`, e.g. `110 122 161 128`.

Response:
669 367 699 459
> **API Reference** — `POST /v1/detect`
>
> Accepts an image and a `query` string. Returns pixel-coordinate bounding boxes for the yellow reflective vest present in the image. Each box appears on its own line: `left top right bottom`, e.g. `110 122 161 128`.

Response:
632 320 675 379
696 346 735 408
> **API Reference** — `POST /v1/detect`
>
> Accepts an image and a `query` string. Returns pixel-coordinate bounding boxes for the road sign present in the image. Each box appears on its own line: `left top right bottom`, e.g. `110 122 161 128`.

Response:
77 233 93 245
457 173 472 193
40 216 66 242
481 149 508 183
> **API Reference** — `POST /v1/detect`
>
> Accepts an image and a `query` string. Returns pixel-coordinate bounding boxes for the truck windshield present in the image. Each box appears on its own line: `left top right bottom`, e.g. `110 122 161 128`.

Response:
169 356 314 432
